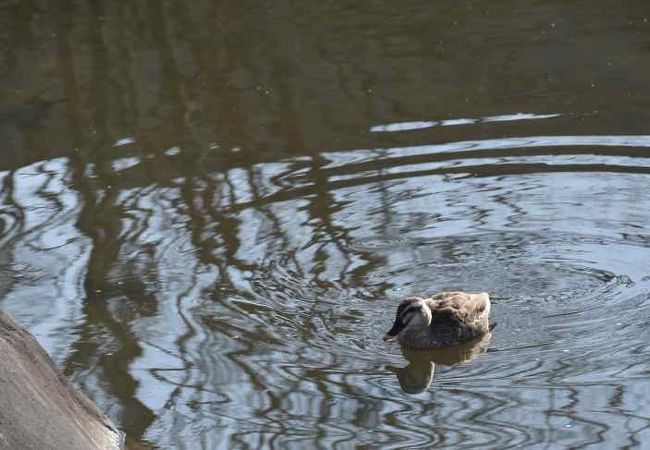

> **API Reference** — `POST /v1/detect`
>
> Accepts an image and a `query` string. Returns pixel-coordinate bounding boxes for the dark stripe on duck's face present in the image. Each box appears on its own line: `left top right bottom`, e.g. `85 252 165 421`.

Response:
383 306 416 340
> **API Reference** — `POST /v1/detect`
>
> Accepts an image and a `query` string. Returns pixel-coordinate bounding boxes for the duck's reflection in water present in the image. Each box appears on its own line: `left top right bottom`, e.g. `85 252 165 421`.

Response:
387 332 492 394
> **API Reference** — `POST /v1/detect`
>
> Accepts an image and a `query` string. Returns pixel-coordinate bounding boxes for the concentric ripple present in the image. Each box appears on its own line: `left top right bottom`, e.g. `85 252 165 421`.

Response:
194 134 650 448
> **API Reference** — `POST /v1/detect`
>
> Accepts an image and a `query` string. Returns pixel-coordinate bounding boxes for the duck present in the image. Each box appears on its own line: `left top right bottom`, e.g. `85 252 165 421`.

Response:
383 291 492 349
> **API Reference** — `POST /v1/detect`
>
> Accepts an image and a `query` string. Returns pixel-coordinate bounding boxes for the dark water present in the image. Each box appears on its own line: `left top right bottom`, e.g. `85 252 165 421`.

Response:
2 1 650 448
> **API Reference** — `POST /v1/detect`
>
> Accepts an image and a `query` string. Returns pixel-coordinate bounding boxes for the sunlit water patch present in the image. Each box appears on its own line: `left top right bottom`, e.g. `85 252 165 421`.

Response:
370 112 562 132
2 133 650 448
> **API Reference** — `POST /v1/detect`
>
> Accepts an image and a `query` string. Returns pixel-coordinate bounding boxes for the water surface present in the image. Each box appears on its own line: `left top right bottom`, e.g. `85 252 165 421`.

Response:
2 1 650 448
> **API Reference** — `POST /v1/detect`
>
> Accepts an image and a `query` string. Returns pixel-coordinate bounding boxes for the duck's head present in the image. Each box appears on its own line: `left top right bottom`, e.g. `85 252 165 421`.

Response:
383 297 432 341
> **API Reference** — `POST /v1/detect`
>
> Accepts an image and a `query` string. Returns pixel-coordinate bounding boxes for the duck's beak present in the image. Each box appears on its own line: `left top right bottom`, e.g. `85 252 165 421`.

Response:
383 333 396 341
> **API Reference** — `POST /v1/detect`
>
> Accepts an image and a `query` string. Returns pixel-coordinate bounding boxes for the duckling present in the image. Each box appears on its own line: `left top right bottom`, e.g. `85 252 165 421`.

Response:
383 292 491 349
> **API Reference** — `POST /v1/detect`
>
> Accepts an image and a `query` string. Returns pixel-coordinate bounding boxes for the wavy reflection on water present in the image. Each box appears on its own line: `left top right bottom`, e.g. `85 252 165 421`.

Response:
2 131 650 447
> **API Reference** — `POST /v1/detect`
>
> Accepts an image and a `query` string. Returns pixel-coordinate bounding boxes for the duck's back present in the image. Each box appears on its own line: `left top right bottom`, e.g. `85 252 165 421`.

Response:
428 292 490 318
427 292 490 343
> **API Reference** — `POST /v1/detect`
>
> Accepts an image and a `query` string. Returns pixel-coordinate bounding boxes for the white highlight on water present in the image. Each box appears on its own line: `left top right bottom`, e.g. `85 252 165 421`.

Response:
370 112 561 133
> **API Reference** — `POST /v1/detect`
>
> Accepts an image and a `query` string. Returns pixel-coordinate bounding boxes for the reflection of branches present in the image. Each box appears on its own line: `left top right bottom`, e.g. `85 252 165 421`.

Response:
52 0 156 442
304 155 354 273
0 171 25 243
0 171 22 300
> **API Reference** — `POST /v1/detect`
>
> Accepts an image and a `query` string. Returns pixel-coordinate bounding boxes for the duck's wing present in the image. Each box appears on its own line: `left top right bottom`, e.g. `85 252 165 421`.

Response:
428 292 491 334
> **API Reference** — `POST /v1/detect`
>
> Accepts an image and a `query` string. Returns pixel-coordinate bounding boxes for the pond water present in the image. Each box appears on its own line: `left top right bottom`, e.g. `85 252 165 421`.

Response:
2 1 650 448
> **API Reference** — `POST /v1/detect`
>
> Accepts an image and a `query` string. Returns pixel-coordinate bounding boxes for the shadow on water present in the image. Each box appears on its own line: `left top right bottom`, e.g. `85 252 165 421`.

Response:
2 0 650 448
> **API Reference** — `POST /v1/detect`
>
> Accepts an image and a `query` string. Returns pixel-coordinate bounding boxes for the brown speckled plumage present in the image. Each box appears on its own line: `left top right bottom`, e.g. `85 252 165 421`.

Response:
384 292 491 349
